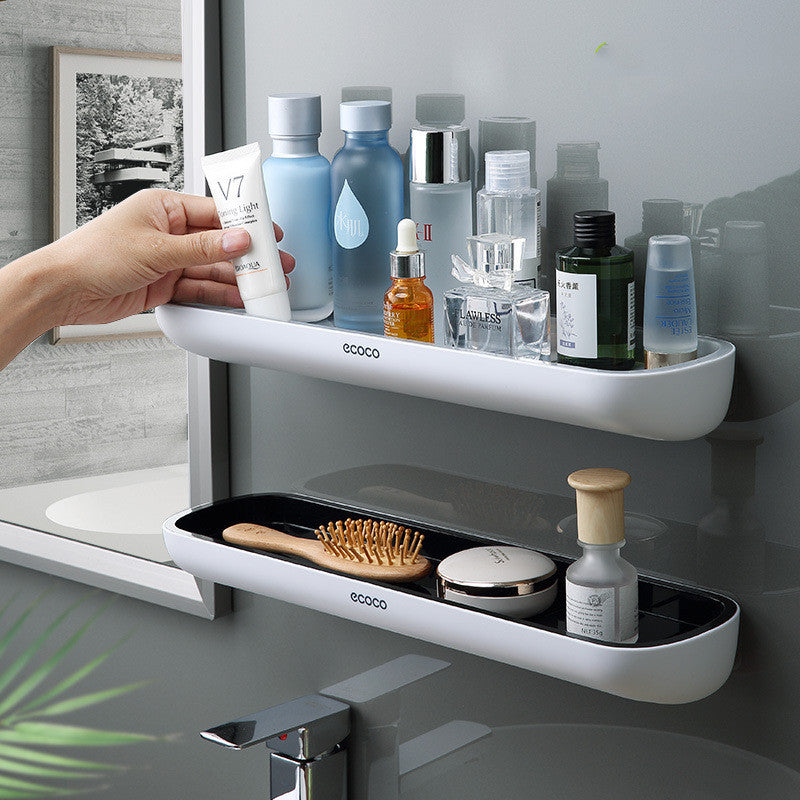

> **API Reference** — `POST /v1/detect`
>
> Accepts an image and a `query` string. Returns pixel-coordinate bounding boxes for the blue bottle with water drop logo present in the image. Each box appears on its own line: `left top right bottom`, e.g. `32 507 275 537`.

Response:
331 100 404 333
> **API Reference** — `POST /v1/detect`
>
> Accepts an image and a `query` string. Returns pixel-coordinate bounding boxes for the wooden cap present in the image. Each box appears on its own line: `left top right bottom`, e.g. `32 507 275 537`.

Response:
567 468 631 545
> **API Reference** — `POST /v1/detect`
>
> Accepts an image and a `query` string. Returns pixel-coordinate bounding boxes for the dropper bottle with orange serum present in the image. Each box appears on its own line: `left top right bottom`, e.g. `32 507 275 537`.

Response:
383 218 435 343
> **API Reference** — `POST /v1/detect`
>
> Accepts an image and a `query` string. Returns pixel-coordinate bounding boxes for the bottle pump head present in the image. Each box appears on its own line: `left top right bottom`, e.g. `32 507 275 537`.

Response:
390 219 425 278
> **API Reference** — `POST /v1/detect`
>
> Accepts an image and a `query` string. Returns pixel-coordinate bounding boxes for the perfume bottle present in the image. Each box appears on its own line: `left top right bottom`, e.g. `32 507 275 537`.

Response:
262 93 333 322
331 100 404 333
444 233 550 360
477 150 541 285
543 142 609 296
623 199 685 328
644 235 698 368
565 468 638 644
556 210 635 370
384 219 434 343
409 125 473 342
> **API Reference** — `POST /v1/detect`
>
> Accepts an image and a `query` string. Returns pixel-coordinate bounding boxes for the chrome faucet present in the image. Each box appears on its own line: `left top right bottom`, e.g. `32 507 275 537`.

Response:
201 693 350 800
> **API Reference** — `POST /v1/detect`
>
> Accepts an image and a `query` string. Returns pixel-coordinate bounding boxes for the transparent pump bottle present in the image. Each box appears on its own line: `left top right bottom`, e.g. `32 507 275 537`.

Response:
477 150 541 285
565 468 638 644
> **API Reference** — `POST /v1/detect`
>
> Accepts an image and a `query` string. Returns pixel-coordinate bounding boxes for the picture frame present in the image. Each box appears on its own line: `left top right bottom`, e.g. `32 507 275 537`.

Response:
50 47 183 344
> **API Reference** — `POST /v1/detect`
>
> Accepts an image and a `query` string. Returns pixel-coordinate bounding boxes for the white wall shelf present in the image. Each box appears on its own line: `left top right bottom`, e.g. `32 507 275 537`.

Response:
163 492 740 704
156 303 735 441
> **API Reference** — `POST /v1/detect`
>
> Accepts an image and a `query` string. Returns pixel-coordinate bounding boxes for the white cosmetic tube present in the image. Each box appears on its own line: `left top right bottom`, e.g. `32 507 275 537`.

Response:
201 142 291 320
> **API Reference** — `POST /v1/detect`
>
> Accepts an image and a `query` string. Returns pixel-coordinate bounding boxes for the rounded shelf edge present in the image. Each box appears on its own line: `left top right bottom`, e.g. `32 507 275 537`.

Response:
156 304 735 441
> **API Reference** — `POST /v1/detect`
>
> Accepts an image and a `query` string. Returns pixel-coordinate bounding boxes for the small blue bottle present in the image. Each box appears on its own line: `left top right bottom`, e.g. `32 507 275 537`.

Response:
262 93 333 322
644 234 698 368
331 100 404 333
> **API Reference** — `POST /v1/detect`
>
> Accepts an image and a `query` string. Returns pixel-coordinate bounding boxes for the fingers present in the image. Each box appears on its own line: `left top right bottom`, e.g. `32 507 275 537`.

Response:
181 261 238 285
280 250 295 274
171 277 245 308
148 227 251 273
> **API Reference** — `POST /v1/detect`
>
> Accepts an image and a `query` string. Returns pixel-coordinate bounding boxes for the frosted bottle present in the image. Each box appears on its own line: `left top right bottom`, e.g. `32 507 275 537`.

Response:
477 150 541 285
565 468 638 644
402 94 476 214
409 125 473 342
262 93 333 322
331 101 404 333
624 199 685 329
644 234 698 368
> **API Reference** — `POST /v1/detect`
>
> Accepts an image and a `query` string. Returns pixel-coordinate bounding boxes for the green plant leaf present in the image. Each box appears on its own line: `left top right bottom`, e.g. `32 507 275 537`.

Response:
0 599 111 720
14 634 131 718
0 593 48 667
12 681 149 722
0 595 92 702
0 744 120 772
0 756 101 780
0 723 155 747
0 771 63 794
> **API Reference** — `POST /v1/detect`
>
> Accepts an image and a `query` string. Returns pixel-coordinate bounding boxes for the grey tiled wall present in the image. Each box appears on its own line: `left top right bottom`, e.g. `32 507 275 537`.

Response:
0 0 187 489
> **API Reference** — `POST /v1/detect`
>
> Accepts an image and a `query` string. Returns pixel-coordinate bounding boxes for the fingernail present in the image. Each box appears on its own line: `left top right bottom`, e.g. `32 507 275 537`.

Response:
222 228 250 253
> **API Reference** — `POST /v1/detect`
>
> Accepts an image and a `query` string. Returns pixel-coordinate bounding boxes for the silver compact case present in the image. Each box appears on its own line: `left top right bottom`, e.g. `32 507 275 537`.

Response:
436 545 557 618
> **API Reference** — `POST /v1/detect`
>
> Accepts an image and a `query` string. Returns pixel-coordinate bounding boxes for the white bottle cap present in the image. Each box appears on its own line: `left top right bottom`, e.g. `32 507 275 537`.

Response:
340 100 392 132
646 234 693 270
244 291 292 321
268 93 322 138
485 150 530 191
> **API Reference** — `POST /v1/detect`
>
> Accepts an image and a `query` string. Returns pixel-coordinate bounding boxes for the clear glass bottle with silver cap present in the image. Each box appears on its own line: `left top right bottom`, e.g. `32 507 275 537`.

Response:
477 150 541 286
384 218 434 343
409 125 473 341
444 233 550 360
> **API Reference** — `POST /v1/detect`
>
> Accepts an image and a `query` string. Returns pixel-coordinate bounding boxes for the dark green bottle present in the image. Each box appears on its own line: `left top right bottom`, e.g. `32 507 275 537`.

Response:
555 210 635 370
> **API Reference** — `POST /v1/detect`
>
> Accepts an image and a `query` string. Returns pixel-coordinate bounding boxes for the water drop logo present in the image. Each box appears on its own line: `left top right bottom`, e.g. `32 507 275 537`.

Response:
334 180 369 249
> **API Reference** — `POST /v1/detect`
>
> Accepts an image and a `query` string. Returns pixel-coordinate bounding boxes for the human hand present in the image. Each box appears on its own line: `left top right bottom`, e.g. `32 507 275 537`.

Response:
48 188 295 326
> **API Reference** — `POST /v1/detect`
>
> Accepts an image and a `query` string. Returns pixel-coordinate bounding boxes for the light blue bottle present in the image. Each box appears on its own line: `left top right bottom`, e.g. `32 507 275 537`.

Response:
262 93 333 322
331 100 404 333
644 234 698 368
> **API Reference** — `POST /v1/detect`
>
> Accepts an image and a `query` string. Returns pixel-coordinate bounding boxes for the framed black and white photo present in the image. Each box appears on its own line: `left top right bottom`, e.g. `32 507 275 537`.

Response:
51 47 183 343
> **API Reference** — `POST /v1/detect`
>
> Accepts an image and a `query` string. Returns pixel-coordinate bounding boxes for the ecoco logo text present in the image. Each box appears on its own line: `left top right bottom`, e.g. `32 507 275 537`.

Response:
342 343 380 359
350 592 387 609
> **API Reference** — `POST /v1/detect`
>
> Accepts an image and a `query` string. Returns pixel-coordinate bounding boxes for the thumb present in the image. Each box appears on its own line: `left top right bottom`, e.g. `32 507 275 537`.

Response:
154 227 251 272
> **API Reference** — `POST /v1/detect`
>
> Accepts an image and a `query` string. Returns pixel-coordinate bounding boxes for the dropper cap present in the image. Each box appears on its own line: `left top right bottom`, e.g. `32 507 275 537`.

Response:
567 468 631 545
390 219 425 278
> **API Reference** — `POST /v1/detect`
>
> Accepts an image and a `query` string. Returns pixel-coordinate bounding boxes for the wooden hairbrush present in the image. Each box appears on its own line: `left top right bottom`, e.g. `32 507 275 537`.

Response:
222 518 431 583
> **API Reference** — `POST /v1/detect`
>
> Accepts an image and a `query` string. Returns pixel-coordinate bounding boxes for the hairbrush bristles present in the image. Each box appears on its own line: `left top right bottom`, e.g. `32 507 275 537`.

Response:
315 518 424 566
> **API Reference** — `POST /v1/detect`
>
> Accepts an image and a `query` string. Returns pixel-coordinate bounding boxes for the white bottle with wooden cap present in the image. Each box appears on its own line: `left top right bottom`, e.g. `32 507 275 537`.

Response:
565 468 638 643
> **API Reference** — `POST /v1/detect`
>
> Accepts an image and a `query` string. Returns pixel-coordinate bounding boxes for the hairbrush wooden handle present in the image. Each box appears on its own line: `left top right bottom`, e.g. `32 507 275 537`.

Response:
222 523 431 583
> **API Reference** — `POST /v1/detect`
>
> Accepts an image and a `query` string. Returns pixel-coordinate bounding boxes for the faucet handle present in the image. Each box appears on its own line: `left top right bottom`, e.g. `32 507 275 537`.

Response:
201 694 350 760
